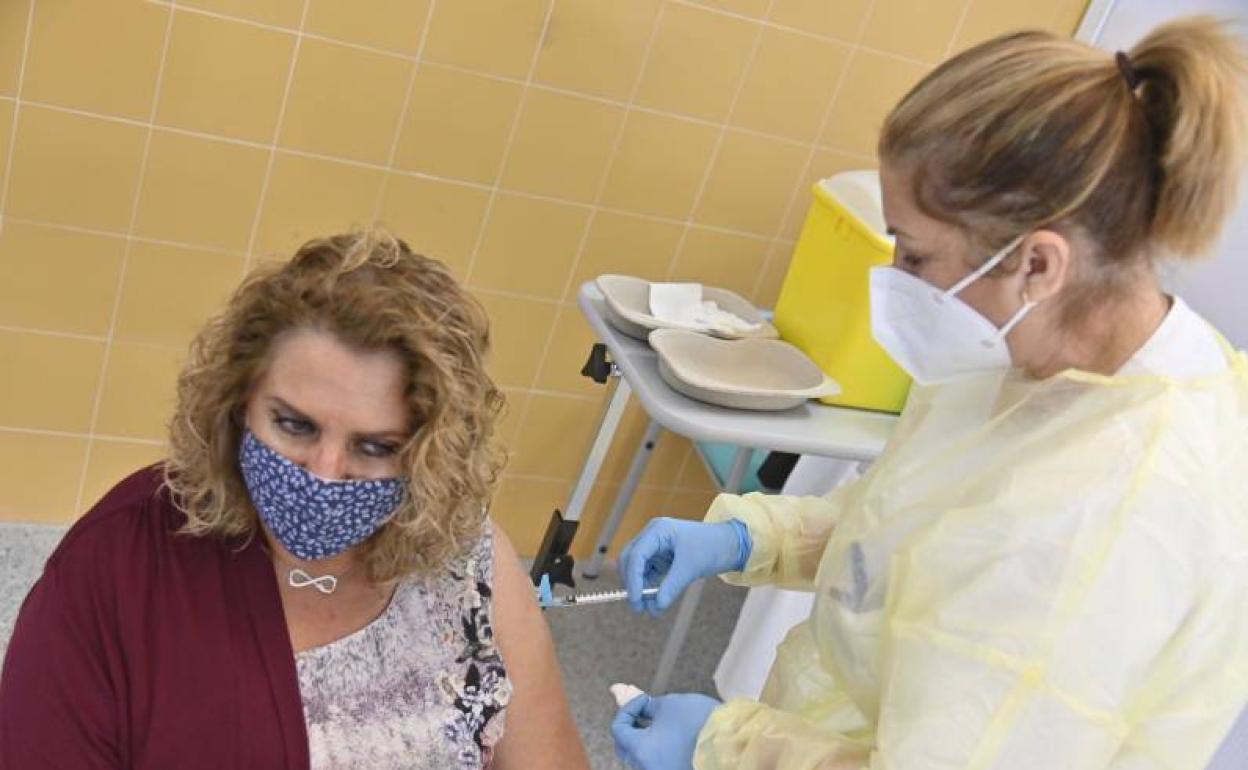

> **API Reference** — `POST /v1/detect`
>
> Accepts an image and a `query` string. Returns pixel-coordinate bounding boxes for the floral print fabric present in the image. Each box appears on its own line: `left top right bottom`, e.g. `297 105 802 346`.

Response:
296 529 512 769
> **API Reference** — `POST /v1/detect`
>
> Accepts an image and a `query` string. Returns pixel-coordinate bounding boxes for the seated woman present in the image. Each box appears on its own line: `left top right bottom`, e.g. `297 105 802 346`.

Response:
0 229 591 770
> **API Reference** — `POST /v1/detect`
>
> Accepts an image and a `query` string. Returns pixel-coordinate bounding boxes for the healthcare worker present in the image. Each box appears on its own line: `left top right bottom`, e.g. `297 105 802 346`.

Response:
612 17 1248 770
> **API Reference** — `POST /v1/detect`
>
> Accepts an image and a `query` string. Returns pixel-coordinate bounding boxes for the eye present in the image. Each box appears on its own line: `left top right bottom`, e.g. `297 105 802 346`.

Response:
357 440 400 459
274 414 315 437
895 247 927 270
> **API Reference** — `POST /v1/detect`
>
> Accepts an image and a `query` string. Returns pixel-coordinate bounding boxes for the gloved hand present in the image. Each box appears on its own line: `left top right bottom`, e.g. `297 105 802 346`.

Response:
619 517 751 615
612 693 720 770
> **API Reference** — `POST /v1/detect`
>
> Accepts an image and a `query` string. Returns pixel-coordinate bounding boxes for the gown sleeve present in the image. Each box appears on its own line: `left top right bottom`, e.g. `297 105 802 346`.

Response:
705 485 855 591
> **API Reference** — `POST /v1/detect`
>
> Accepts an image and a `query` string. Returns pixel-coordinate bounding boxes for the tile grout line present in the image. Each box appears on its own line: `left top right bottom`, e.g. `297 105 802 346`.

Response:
506 0 671 503
471 285 571 307
1046 0 1079 36
0 324 213 352
0 322 208 355
74 1 179 514
668 0 935 68
241 0 313 274
368 0 439 222
145 1 435 63
461 0 559 286
748 0 882 302
3 89 842 170
0 245 805 354
0 97 875 249
422 57 886 157
2 165 803 258
663 0 777 286
668 441 702 509
420 58 820 152
657 448 696 513
3 87 881 164
24 5 905 159
510 387 600 403
521 0 670 401
748 241 787 307
143 1 430 63
0 325 108 343
944 0 977 58
146 0 937 74
0 425 166 446
550 0 670 306
0 0 37 238
459 0 564 521
4 215 248 258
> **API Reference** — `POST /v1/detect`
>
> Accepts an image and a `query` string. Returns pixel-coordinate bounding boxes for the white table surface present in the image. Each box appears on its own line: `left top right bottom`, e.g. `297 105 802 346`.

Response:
578 282 897 462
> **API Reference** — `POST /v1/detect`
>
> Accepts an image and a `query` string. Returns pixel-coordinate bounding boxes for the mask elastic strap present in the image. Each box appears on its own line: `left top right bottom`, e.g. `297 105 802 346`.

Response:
986 292 1037 347
943 234 1028 299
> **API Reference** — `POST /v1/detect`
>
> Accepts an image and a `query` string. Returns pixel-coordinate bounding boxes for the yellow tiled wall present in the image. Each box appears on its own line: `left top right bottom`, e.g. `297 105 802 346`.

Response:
0 0 1086 556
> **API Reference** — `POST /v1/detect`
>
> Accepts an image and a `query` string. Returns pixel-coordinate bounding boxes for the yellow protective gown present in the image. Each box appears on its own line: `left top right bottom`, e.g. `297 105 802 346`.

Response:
696 337 1248 770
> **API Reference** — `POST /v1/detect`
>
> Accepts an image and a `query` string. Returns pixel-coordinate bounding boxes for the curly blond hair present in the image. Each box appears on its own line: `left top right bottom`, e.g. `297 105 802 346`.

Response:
163 228 506 582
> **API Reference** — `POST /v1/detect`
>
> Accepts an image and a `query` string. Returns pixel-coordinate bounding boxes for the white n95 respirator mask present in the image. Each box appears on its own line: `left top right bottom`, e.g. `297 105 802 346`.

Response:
869 234 1035 385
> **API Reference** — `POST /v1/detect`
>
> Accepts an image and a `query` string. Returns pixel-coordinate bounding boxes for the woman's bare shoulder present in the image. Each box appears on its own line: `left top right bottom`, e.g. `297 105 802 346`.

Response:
488 521 591 770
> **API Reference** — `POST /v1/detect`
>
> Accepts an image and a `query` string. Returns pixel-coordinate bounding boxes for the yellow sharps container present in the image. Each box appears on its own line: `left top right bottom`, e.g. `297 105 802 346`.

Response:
773 170 912 413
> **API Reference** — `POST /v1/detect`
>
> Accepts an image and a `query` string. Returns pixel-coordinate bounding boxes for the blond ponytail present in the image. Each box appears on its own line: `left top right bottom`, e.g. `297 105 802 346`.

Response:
1131 17 1247 256
880 15 1247 270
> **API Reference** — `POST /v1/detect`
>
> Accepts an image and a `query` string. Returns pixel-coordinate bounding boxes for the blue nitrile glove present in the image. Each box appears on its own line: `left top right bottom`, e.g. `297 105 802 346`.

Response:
612 693 720 770
619 517 752 615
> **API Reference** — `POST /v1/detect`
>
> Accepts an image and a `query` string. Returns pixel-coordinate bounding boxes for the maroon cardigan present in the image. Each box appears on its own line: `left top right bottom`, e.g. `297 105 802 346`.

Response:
0 465 310 769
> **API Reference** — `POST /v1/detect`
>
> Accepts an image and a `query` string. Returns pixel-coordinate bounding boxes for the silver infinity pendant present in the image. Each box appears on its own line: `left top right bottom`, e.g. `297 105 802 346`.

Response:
288 568 338 595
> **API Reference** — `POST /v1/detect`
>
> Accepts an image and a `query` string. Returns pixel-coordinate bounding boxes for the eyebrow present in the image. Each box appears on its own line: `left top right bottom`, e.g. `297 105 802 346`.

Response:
268 396 410 441
885 225 910 238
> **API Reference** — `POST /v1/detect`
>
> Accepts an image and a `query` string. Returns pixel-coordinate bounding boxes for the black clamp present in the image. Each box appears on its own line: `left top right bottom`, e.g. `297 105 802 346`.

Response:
529 508 579 590
580 343 617 384
530 343 616 594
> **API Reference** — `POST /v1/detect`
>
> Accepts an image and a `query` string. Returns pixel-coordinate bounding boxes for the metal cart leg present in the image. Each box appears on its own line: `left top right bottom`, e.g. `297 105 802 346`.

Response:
650 578 706 693
530 375 632 587
582 417 662 580
650 447 753 693
565 377 633 524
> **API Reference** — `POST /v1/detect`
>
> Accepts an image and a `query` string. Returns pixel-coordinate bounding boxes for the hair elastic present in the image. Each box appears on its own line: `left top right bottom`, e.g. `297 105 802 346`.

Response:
1115 51 1141 91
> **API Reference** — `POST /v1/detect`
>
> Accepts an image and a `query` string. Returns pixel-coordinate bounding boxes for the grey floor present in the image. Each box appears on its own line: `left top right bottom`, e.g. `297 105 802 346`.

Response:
0 523 745 770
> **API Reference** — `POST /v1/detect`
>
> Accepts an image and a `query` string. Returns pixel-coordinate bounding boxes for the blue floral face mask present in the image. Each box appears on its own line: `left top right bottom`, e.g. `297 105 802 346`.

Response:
238 428 406 561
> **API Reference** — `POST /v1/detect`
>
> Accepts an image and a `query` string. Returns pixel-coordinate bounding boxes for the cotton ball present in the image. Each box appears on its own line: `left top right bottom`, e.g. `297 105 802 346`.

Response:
610 683 646 708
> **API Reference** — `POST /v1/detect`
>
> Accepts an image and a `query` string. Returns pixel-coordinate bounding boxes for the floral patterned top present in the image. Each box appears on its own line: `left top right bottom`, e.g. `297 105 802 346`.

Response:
295 530 512 769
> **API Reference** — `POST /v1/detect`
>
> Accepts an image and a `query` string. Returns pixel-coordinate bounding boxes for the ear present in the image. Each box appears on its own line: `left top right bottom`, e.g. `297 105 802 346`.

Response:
1019 229 1071 303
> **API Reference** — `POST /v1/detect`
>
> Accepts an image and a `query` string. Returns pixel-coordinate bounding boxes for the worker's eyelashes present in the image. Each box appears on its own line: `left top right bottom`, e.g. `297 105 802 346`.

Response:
894 248 928 270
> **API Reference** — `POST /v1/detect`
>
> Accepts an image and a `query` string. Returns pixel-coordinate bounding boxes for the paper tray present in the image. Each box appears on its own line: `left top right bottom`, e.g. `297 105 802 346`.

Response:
595 274 779 341
649 329 841 411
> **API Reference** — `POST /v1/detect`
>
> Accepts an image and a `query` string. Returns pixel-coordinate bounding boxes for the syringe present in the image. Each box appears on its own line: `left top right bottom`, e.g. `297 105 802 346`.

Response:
542 587 659 608
535 573 659 609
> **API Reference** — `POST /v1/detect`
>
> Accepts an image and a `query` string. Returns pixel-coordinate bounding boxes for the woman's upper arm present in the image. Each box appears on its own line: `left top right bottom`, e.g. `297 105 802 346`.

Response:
488 521 591 770
0 566 121 768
